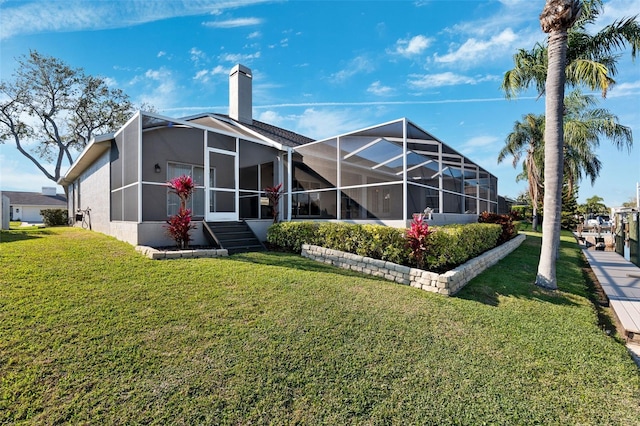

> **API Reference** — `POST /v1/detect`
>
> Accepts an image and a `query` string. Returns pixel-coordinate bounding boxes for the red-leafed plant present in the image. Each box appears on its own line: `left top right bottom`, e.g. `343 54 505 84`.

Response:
405 213 433 269
264 182 284 223
165 175 196 248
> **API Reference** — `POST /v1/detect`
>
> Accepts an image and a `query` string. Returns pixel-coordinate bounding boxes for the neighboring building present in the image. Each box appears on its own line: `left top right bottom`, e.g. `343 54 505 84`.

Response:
498 195 516 215
0 187 67 223
58 64 498 247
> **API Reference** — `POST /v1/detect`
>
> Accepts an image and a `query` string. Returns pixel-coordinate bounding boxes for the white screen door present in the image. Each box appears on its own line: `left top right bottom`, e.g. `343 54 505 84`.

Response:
205 149 238 221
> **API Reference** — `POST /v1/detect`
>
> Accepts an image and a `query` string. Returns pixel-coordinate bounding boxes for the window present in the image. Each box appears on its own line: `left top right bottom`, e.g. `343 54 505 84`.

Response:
167 162 205 217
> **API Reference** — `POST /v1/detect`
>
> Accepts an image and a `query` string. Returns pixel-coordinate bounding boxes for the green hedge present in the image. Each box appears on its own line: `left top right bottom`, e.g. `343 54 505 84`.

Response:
266 222 408 264
267 221 503 272
40 209 68 227
477 212 516 244
424 224 501 271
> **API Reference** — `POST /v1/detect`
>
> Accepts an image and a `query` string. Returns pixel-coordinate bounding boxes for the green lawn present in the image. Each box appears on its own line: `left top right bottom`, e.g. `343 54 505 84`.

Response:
1 227 639 424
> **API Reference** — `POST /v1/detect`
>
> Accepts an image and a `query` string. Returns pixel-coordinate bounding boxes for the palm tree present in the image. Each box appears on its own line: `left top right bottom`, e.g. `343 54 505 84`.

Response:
503 0 640 98
503 0 638 289
536 0 581 290
562 89 632 194
500 90 631 237
498 114 545 231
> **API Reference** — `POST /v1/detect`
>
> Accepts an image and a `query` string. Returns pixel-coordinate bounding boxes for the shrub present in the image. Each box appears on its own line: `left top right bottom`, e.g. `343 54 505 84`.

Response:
264 183 284 224
424 223 501 272
267 221 409 263
165 175 196 248
266 222 321 252
267 221 503 272
40 209 68 227
477 211 516 244
165 208 195 249
405 214 433 269
353 224 408 264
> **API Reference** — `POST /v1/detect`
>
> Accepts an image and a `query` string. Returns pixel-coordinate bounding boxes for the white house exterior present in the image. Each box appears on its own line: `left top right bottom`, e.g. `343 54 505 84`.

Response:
0 188 67 223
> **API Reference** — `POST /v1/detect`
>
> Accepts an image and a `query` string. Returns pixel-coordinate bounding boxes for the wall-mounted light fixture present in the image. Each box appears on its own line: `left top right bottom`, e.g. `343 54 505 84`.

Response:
154 163 161 173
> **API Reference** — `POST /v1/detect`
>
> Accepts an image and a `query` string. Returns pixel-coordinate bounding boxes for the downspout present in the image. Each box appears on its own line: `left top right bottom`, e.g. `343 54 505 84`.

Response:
204 131 210 221
337 136 341 221
438 140 443 214
137 111 143 224
402 119 408 222
476 167 480 215
287 147 292 222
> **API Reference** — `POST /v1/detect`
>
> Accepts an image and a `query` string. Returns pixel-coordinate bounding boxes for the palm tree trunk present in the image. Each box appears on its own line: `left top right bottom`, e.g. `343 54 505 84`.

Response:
536 29 568 290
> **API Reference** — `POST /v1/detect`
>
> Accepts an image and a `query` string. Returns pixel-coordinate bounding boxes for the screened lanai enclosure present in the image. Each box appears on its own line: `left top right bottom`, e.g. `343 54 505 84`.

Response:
61 63 501 248
285 119 498 225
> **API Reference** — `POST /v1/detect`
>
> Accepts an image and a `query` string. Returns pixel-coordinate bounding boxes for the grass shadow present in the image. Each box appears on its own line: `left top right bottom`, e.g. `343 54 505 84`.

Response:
455 232 583 308
229 250 390 281
0 229 52 243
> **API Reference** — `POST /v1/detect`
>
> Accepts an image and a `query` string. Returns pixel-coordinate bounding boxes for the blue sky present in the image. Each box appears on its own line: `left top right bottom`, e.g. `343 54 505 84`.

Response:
1 0 639 207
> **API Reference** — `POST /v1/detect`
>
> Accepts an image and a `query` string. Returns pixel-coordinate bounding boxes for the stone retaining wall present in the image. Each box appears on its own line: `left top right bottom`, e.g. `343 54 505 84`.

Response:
135 245 228 260
301 233 526 296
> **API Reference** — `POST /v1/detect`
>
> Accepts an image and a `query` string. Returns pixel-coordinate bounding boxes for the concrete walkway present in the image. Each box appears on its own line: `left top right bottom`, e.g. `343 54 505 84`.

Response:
580 245 640 363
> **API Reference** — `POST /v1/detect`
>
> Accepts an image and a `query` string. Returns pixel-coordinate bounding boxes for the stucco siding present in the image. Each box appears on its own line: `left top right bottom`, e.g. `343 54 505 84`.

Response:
137 221 207 247
75 150 111 234
109 221 139 246
12 205 62 223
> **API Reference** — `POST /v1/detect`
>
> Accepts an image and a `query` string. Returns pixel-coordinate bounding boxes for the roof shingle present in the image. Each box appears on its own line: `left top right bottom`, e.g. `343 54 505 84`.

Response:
1 191 67 206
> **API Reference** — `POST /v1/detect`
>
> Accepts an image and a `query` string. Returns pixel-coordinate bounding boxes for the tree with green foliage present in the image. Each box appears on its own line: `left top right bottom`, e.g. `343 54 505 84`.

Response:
0 50 135 184
535 0 582 289
622 197 638 208
562 89 632 195
502 0 638 289
502 0 640 99
499 113 545 231
561 183 580 230
583 195 608 216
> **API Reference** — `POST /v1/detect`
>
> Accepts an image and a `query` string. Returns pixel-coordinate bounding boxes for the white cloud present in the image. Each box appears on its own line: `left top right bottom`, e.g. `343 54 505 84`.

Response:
256 108 370 140
408 72 497 89
202 17 262 28
445 2 539 38
193 65 228 83
190 47 206 63
331 55 374 83
103 77 117 87
296 108 370 140
391 35 433 57
0 152 63 192
130 67 178 112
463 135 500 150
434 28 518 65
597 0 640 31
0 0 270 40
157 51 166 58
247 31 261 39
219 52 261 63
194 70 209 81
608 80 640 98
367 81 394 96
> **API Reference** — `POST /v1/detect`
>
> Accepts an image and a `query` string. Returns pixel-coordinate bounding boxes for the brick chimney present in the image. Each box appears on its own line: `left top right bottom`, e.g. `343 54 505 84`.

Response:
229 64 252 124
